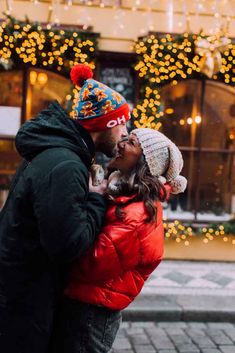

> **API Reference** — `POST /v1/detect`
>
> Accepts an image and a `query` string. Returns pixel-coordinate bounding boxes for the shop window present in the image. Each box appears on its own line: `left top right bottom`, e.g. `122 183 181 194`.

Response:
160 79 235 221
0 70 23 108
26 68 73 120
99 67 135 110
96 51 136 165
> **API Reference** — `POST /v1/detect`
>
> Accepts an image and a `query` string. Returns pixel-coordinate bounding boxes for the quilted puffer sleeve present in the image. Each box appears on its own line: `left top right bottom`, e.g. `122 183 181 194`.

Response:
72 220 141 281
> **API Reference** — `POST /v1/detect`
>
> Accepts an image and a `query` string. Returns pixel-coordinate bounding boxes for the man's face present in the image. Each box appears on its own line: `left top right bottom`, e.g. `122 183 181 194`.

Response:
96 124 128 158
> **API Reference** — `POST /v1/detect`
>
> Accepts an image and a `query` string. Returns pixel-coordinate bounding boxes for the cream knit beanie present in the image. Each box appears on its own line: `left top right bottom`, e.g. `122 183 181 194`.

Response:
132 128 187 194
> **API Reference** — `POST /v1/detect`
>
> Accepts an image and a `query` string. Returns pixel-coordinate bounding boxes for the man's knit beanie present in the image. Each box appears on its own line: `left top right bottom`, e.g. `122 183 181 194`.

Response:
132 128 187 194
70 64 131 132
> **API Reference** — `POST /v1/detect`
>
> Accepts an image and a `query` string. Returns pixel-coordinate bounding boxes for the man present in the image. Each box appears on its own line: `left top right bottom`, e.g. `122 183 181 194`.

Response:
0 64 130 353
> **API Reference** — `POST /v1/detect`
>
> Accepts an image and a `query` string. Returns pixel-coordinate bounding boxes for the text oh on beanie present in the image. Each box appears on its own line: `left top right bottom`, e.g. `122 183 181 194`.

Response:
70 64 131 132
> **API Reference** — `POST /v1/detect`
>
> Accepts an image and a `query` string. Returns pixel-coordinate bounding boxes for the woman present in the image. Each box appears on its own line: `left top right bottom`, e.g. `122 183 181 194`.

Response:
51 128 187 353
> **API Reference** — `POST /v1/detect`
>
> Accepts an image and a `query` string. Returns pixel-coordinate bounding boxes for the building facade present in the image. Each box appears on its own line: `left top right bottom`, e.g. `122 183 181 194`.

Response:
0 0 235 222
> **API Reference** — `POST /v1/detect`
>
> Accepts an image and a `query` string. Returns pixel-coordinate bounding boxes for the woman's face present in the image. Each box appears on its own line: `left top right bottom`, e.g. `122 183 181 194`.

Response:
108 133 142 174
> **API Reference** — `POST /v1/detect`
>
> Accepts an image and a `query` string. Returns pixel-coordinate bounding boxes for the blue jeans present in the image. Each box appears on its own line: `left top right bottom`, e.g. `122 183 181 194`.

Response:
50 298 122 353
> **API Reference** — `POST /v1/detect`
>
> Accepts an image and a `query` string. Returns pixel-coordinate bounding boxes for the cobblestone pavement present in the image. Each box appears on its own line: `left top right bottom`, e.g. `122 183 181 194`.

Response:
110 321 235 353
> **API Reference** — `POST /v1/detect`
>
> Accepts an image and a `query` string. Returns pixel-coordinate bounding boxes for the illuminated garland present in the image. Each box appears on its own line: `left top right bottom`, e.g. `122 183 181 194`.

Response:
133 32 235 129
164 220 235 246
0 15 99 76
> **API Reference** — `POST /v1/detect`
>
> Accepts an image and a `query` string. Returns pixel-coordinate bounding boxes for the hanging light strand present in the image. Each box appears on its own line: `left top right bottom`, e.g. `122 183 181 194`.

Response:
5 0 13 14
64 0 73 11
167 0 174 33
53 0 61 25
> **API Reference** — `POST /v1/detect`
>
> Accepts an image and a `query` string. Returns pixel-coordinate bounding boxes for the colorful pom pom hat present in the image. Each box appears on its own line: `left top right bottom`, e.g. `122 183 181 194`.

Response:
70 64 131 132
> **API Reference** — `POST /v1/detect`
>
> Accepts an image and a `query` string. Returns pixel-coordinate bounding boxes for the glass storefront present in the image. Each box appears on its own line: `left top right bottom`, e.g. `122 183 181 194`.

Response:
26 69 73 120
0 69 234 222
160 79 235 221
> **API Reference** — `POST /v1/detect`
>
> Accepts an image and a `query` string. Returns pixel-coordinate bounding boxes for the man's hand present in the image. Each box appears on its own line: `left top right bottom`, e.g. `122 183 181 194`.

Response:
89 175 107 195
90 164 105 186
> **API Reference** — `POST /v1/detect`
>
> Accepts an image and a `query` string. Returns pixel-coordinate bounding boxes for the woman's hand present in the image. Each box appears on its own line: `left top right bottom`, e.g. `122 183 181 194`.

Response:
89 175 107 195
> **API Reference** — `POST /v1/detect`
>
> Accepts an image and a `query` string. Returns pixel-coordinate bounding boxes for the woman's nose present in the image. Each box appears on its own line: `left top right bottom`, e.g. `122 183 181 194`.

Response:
117 141 124 149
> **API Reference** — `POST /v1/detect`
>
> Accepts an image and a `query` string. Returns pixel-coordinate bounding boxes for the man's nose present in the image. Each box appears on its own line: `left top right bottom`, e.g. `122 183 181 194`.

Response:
121 124 128 137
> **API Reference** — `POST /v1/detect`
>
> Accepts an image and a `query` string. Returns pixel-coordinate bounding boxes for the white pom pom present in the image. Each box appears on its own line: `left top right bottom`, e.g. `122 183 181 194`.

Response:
158 176 167 184
169 175 187 194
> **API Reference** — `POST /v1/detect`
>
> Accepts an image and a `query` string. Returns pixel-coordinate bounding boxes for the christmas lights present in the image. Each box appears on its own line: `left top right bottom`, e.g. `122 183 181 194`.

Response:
0 15 99 76
164 220 235 246
133 32 235 129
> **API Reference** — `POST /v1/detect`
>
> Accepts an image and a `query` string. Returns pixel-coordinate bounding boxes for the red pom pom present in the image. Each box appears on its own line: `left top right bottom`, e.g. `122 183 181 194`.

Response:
70 64 93 87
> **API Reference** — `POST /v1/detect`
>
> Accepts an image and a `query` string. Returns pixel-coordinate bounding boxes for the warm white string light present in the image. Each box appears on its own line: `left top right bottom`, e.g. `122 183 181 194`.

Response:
167 0 174 33
130 0 140 12
211 0 221 34
52 0 61 25
64 0 73 10
76 7 92 29
146 0 154 31
139 12 147 35
30 0 234 37
6 0 13 14
112 8 125 36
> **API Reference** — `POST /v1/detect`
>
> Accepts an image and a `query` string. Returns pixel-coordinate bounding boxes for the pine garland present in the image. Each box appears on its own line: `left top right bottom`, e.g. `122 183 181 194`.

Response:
133 32 235 128
0 14 99 76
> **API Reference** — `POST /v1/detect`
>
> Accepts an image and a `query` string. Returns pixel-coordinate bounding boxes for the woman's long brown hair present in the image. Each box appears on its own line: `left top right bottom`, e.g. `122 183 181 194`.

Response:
108 156 167 223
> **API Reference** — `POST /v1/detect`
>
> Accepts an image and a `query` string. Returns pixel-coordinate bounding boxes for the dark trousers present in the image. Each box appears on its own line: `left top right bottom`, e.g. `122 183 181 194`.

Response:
50 298 121 353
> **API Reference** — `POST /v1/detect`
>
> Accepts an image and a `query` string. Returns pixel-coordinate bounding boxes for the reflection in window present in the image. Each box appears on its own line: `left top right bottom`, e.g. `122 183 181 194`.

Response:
161 80 202 148
201 81 235 150
99 67 135 110
198 152 232 214
160 79 235 221
0 71 23 108
26 68 73 120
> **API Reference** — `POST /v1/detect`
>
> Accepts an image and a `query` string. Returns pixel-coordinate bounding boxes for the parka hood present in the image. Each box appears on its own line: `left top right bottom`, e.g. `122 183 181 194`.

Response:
15 101 95 166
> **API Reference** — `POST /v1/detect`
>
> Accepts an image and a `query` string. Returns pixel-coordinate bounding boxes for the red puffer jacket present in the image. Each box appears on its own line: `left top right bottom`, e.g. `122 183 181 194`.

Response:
64 195 164 310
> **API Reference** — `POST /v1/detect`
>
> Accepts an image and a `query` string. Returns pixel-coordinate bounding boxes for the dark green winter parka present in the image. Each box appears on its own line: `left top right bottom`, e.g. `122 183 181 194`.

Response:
0 101 106 353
